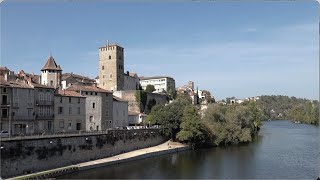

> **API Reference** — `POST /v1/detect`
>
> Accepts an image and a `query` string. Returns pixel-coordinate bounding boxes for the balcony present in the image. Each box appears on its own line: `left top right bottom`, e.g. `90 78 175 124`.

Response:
35 100 54 106
35 114 54 120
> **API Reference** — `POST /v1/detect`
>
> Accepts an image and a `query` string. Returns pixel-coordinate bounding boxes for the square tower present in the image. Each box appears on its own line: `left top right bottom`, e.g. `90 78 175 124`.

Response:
98 44 124 91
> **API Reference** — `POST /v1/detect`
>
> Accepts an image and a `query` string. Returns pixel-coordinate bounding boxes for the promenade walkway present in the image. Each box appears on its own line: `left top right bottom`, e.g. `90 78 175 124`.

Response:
7 140 189 180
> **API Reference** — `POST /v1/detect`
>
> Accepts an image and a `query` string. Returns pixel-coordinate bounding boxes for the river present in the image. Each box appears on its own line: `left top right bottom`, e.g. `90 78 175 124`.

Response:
60 120 319 179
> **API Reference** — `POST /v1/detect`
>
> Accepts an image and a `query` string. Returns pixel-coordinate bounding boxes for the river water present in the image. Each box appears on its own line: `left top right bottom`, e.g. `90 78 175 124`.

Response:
61 120 319 179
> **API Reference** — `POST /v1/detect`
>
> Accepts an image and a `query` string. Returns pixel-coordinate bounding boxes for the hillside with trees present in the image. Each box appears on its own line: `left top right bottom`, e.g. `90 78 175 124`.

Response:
254 95 319 125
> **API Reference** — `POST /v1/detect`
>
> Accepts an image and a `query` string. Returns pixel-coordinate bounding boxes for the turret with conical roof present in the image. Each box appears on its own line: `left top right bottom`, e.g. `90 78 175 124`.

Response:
41 55 62 89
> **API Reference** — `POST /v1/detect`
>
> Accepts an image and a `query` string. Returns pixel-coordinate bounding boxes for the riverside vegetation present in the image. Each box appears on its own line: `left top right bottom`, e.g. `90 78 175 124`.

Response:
145 93 263 148
254 95 319 125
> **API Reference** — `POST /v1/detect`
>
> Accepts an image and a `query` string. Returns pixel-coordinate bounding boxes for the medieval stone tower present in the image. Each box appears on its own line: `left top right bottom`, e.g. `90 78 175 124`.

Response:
41 55 62 89
98 44 124 91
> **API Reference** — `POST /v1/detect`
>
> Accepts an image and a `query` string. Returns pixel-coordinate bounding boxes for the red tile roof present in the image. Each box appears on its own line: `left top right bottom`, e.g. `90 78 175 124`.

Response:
66 84 112 93
56 90 85 97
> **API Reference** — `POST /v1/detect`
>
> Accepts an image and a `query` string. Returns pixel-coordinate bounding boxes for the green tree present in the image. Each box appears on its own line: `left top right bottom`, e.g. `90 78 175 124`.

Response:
177 105 205 147
145 84 156 92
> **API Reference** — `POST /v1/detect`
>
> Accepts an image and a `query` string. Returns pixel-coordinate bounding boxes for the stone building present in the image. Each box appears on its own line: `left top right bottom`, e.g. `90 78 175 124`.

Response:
123 71 140 90
139 76 176 94
112 96 128 128
41 55 62 89
66 85 113 131
98 44 124 91
30 83 55 134
61 73 96 90
0 76 12 134
128 111 147 125
10 81 35 135
54 90 86 133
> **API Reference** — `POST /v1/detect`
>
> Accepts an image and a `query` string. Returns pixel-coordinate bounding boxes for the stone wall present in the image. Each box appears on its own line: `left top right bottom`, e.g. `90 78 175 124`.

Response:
0 129 166 178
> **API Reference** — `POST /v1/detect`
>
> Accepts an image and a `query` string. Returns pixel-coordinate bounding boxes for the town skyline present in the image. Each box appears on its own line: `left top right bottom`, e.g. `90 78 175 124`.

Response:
1 1 319 100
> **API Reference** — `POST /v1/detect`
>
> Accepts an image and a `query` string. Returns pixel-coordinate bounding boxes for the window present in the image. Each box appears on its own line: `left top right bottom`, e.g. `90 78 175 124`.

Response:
78 98 80 103
92 103 95 108
68 122 72 129
90 92 93 95
109 55 111 59
59 121 64 128
96 126 99 131
77 107 80 114
95 92 97 95
89 116 94 122
60 97 62 103
69 107 72 115
2 95 7 105
86 92 88 95
48 121 52 130
109 74 112 79
2 109 8 118
76 123 81 130
102 66 104 70
109 121 112 124
50 81 54 86
2 88 7 93
69 97 71 103
103 74 105 79
58 107 63 114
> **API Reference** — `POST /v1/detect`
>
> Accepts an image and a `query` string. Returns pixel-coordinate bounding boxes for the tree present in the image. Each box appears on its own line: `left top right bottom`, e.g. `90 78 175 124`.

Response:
145 84 155 92
177 105 205 147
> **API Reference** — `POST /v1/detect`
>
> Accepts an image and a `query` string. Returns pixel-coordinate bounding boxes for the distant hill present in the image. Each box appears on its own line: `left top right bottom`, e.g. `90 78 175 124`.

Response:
254 95 319 125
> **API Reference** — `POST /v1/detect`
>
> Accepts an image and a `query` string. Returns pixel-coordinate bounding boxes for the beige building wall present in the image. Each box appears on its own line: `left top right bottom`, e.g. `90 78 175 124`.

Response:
54 95 86 133
41 70 61 88
98 44 124 91
113 100 128 128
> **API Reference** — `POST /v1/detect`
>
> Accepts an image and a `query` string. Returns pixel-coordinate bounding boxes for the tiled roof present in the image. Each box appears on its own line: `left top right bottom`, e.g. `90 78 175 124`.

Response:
0 67 9 71
113 96 128 102
41 56 62 71
139 76 174 80
128 111 147 116
56 90 85 98
8 81 33 89
0 76 10 86
62 73 95 81
30 82 55 89
66 84 112 93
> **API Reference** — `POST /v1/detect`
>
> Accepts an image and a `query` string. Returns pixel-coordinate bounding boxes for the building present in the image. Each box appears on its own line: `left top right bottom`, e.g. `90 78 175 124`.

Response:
30 83 55 134
98 44 124 91
41 55 62 89
54 90 86 133
61 73 96 89
139 76 175 93
0 77 12 135
112 96 128 128
66 85 113 131
123 71 140 90
128 111 147 125
10 80 35 135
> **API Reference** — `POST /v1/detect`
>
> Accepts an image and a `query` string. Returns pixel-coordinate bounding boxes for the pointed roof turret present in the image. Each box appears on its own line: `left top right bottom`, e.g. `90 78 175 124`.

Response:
41 55 62 71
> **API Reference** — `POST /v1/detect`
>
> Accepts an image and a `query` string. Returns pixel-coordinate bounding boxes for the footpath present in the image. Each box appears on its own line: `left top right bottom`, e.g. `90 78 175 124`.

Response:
7 140 189 180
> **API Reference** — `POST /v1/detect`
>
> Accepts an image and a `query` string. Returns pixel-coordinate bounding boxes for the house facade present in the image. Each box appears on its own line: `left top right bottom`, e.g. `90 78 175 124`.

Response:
54 90 86 133
112 96 128 128
139 76 175 93
66 85 113 131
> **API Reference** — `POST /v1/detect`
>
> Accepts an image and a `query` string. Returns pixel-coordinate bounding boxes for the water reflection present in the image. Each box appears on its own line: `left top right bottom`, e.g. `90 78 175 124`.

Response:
60 121 319 179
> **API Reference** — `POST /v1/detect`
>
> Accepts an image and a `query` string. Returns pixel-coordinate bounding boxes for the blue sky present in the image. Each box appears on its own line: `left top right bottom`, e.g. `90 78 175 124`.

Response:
1 1 319 100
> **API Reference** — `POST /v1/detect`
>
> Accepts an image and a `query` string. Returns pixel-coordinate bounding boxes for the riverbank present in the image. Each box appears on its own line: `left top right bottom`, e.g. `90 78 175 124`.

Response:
7 140 189 180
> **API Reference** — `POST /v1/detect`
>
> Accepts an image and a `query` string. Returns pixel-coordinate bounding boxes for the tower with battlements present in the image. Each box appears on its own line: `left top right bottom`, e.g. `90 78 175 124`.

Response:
98 44 124 91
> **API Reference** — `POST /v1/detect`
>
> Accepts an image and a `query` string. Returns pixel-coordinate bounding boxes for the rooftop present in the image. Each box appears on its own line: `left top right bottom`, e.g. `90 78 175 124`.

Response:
66 84 112 93
113 96 128 102
56 90 85 98
41 55 62 71
139 76 174 80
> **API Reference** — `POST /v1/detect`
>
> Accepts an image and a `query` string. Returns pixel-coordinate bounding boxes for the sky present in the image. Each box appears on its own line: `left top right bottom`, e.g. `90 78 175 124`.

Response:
1 1 319 100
